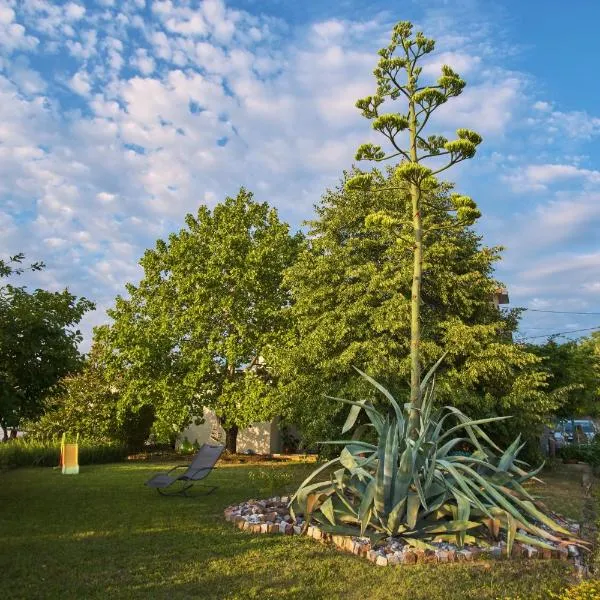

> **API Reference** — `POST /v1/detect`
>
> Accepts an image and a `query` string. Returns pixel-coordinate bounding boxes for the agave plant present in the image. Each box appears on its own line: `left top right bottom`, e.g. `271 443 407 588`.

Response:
290 362 585 554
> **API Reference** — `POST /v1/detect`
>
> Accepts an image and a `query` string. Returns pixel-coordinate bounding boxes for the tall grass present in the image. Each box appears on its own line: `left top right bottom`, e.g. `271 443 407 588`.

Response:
0 438 128 470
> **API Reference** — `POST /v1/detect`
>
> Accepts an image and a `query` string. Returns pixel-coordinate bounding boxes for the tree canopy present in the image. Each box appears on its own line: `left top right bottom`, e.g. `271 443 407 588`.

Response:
26 331 154 451
0 255 94 439
525 334 600 420
98 189 302 451
274 171 557 447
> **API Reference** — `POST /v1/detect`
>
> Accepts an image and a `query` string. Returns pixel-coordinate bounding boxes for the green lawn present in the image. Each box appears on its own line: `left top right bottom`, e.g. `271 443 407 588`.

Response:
0 461 588 600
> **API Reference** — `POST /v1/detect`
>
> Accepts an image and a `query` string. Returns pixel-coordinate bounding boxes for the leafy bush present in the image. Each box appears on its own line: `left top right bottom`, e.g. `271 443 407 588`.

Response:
0 438 128 470
291 368 586 553
557 444 588 462
557 439 600 466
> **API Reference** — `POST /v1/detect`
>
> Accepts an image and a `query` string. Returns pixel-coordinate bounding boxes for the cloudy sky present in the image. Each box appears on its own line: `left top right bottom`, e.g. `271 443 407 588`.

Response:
1 0 599 349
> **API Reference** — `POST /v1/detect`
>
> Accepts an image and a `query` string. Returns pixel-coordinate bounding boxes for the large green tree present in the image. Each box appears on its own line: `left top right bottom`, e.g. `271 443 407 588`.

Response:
0 254 94 440
99 189 302 452
346 21 484 436
275 171 557 447
26 331 155 451
525 335 600 419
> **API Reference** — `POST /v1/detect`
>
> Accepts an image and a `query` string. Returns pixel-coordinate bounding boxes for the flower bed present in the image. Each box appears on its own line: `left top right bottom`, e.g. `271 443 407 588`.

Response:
224 497 584 568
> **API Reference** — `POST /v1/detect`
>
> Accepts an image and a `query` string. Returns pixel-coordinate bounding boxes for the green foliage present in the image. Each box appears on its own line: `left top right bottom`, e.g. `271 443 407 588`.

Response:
0 438 128 470
291 369 585 553
0 254 94 435
526 336 600 419
26 337 155 452
274 170 554 447
247 466 294 497
557 438 600 466
98 189 302 450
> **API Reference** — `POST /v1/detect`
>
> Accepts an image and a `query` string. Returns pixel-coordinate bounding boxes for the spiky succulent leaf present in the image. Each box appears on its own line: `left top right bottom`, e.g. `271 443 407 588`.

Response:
293 367 588 552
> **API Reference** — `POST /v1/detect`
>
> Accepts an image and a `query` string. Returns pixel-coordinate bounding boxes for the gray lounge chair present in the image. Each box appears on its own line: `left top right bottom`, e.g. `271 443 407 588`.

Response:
145 443 225 496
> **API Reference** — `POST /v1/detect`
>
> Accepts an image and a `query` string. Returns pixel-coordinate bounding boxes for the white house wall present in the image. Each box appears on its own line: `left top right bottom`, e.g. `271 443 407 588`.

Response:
179 407 280 454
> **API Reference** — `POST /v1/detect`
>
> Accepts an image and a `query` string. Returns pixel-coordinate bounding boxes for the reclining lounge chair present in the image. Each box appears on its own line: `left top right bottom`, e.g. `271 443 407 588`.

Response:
145 443 225 496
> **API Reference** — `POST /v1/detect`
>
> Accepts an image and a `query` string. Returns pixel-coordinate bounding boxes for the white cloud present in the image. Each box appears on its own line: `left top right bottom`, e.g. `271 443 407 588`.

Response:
312 19 345 40
64 3 86 21
527 104 600 141
3 0 598 349
69 70 92 96
422 51 481 77
435 76 523 135
532 100 551 111
504 163 600 191
0 5 38 53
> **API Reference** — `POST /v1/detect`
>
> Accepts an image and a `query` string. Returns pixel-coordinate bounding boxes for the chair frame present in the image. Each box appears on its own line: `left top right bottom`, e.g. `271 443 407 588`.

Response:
145 444 224 497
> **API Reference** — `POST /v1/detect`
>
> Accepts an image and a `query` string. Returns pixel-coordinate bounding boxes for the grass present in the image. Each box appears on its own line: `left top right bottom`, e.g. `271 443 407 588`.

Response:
0 460 591 600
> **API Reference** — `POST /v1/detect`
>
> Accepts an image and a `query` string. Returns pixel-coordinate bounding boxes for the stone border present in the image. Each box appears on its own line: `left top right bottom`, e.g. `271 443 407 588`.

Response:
224 498 577 566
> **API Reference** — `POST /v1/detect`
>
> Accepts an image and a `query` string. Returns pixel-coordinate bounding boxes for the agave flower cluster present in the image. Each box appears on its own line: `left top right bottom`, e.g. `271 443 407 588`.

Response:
290 366 584 554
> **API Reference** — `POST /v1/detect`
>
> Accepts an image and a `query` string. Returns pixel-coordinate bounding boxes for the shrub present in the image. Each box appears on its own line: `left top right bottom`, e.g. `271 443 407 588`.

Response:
549 580 600 600
0 438 128 470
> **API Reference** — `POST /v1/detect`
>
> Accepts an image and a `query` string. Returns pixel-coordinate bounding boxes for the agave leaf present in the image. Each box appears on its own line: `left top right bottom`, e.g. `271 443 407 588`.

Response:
289 457 340 506
374 420 389 516
359 479 376 522
497 435 524 472
352 423 374 441
436 437 467 458
403 537 436 551
382 420 399 515
319 440 377 450
516 499 573 536
334 490 357 516
386 497 407 534
419 352 447 392
354 366 404 424
332 468 345 489
320 496 336 526
324 395 384 433
436 460 491 517
514 461 545 484
422 520 481 534
342 399 367 434
413 471 428 511
340 447 358 470
450 462 534 526
360 507 373 536
443 407 505 453
454 490 471 547
506 511 516 556
514 531 556 551
392 447 413 508
439 416 511 445
406 493 421 529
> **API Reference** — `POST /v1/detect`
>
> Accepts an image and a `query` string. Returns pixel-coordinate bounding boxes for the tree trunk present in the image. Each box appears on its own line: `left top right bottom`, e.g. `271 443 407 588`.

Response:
1 422 7 443
225 425 239 454
9 428 17 439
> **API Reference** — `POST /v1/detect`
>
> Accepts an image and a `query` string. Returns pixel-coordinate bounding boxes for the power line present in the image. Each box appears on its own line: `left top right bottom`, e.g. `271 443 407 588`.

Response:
515 326 600 342
519 308 600 315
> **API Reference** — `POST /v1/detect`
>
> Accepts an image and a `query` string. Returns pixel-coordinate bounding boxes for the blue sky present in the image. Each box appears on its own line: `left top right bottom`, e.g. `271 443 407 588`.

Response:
1 0 599 349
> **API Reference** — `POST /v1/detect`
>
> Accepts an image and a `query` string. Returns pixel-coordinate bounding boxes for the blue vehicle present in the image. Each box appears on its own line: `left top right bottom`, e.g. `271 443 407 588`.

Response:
553 419 598 446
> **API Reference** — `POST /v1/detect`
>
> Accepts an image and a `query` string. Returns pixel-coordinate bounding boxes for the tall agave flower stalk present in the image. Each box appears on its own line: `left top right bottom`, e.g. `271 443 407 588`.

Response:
290 364 586 554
